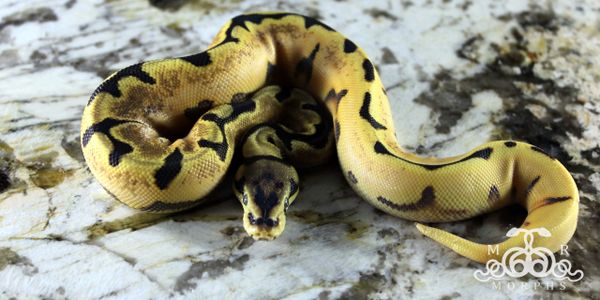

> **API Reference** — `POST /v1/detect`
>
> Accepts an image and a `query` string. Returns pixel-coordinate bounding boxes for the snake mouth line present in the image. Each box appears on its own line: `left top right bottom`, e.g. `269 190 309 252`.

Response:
251 235 277 241
247 225 282 241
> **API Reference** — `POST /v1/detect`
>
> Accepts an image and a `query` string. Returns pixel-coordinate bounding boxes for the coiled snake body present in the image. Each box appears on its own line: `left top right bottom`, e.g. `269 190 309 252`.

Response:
81 12 579 263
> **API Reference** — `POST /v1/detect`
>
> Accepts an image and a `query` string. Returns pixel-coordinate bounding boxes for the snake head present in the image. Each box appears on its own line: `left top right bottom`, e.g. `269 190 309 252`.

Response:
233 159 299 240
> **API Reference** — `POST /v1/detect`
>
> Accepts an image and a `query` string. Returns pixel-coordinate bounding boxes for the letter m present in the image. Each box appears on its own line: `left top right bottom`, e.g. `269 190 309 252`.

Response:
488 245 499 255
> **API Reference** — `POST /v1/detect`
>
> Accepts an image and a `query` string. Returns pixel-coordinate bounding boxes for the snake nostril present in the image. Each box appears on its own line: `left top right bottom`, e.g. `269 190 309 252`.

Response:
265 218 279 227
249 214 278 228
264 218 274 227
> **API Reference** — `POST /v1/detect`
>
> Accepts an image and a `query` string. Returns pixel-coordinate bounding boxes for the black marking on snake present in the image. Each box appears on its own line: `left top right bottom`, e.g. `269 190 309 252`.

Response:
504 141 517 148
324 88 348 103
248 212 277 227
325 88 348 118
180 51 212 67
198 139 228 161
265 61 276 83
88 63 155 104
234 176 249 205
343 39 357 53
254 170 275 182
290 178 298 195
362 59 375 82
295 43 320 84
234 176 245 194
488 185 500 203
82 118 137 167
525 176 541 196
544 196 572 205
377 186 435 212
296 103 332 149
275 181 284 189
253 184 280 224
231 93 249 104
199 99 256 161
141 199 204 212
243 102 332 152
215 13 291 45
360 92 387 130
184 100 214 120
275 87 292 102
334 121 341 142
214 13 333 48
510 186 518 201
154 148 183 190
347 171 358 185
531 146 555 159
302 15 335 31
238 125 284 160
374 142 493 170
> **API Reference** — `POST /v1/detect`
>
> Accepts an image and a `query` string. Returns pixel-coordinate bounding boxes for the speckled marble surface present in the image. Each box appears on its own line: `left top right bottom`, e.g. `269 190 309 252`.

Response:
0 0 599 299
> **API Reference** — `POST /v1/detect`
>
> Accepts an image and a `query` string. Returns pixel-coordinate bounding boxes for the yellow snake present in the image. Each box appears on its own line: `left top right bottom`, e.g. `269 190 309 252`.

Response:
80 12 579 263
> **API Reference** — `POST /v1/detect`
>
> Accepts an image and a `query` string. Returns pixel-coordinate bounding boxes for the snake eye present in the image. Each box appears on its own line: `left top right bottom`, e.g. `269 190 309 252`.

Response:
242 193 248 205
284 197 290 212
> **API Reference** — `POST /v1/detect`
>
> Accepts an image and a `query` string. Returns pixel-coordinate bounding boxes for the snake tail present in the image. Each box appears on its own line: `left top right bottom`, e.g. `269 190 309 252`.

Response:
416 169 578 263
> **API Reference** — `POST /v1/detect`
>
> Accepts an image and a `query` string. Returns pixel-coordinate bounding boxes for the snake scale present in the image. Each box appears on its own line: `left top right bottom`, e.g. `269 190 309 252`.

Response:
81 12 579 263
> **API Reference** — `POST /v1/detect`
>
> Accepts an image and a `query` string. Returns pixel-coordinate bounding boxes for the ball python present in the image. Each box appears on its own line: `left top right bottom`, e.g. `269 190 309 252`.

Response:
81 12 579 263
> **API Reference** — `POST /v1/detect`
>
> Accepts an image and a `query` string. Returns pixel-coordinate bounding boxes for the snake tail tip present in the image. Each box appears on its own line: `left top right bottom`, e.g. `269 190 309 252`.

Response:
414 222 430 234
